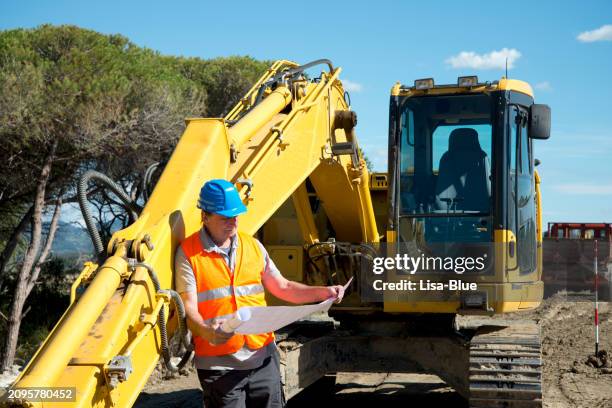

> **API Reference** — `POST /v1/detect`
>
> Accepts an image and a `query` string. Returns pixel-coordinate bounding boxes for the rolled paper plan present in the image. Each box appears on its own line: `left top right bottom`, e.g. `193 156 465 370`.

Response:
220 308 252 333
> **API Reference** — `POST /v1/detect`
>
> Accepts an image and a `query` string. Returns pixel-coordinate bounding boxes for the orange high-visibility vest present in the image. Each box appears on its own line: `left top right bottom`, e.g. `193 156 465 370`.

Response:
181 230 275 357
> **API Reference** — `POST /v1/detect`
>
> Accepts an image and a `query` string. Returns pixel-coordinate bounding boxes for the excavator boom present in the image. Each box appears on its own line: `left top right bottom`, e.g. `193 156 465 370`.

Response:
7 59 377 407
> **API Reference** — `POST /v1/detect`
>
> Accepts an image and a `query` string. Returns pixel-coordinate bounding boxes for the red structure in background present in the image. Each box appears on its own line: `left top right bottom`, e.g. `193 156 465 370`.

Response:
543 222 612 299
546 222 612 240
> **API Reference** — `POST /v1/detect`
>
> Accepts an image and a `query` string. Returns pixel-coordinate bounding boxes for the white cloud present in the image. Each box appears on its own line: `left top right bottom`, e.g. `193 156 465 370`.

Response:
577 24 612 42
535 81 552 91
342 79 363 92
445 48 522 70
552 184 612 195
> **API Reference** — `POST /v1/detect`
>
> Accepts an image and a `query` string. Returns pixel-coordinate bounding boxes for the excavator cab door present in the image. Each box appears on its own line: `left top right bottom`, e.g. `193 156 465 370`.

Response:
394 94 495 255
507 104 537 277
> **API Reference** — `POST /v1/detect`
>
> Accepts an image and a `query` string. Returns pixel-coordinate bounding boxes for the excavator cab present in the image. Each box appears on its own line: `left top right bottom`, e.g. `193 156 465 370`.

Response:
386 76 551 314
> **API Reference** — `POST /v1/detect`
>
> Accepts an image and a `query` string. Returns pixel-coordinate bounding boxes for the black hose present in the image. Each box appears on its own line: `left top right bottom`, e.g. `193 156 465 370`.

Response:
135 262 193 372
277 59 334 80
78 170 142 260
141 162 160 203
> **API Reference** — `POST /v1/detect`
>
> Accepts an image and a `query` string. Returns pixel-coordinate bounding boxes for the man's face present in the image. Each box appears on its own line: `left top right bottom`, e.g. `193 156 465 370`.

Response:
202 211 238 243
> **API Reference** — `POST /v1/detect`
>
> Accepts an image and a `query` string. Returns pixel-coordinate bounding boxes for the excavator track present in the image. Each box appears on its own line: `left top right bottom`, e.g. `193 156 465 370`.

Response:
468 322 542 408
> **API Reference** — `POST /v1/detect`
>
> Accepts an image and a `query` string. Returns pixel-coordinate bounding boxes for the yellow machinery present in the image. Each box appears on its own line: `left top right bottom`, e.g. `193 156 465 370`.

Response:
5 60 550 407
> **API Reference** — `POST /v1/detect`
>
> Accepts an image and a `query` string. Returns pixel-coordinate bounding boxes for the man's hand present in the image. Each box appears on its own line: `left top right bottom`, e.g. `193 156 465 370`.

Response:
263 268 352 304
207 320 234 345
327 285 345 304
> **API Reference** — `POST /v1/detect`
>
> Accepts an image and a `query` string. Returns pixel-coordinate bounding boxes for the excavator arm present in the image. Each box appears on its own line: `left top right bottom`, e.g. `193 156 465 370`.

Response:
7 59 378 407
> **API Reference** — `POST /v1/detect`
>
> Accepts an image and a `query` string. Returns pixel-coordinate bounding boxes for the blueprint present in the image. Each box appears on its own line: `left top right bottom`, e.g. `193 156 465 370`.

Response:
233 278 353 334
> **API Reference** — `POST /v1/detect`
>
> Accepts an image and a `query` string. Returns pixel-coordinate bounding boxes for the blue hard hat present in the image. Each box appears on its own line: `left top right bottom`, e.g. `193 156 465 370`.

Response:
197 179 247 217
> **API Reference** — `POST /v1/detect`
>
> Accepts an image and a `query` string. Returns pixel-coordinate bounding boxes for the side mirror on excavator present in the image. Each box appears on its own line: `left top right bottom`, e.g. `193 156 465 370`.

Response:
529 104 551 140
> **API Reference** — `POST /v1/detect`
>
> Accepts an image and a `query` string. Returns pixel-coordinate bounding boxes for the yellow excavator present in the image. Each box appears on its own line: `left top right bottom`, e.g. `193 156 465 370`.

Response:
4 59 551 407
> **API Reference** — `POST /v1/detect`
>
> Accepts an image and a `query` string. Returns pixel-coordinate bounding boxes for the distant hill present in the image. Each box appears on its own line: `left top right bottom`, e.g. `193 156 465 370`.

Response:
51 221 94 258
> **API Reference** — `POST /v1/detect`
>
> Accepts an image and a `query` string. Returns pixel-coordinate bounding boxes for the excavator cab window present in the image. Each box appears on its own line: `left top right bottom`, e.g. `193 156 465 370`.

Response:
398 94 494 245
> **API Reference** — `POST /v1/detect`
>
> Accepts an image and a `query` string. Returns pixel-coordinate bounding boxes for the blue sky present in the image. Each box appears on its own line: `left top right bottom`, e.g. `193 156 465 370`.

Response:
1 0 611 228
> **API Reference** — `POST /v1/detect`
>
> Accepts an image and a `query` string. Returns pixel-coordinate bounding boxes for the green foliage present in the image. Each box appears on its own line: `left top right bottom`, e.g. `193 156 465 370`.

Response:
176 56 271 117
0 25 205 185
0 25 270 211
0 24 271 362
0 24 271 253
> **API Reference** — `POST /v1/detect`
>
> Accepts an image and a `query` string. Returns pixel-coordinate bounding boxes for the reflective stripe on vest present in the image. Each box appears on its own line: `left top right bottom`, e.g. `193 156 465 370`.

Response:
196 283 265 302
181 230 274 357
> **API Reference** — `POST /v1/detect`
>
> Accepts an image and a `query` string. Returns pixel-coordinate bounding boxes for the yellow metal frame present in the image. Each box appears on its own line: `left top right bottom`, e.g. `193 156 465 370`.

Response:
391 77 534 98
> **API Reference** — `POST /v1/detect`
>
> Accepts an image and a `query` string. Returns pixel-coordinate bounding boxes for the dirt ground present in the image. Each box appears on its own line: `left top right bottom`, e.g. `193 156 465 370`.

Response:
135 294 612 408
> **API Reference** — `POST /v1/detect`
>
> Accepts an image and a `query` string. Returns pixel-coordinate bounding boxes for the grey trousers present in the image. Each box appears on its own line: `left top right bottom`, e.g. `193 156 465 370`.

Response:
196 349 285 408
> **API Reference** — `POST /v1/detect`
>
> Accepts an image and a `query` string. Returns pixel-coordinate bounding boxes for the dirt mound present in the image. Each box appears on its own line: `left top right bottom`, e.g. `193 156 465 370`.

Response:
538 296 612 407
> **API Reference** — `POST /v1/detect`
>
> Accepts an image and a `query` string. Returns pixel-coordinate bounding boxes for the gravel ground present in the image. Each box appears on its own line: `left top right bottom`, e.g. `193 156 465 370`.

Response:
135 293 612 408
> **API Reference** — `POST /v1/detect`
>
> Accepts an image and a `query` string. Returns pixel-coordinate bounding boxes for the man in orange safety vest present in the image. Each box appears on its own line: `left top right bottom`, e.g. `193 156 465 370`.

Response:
176 179 345 408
